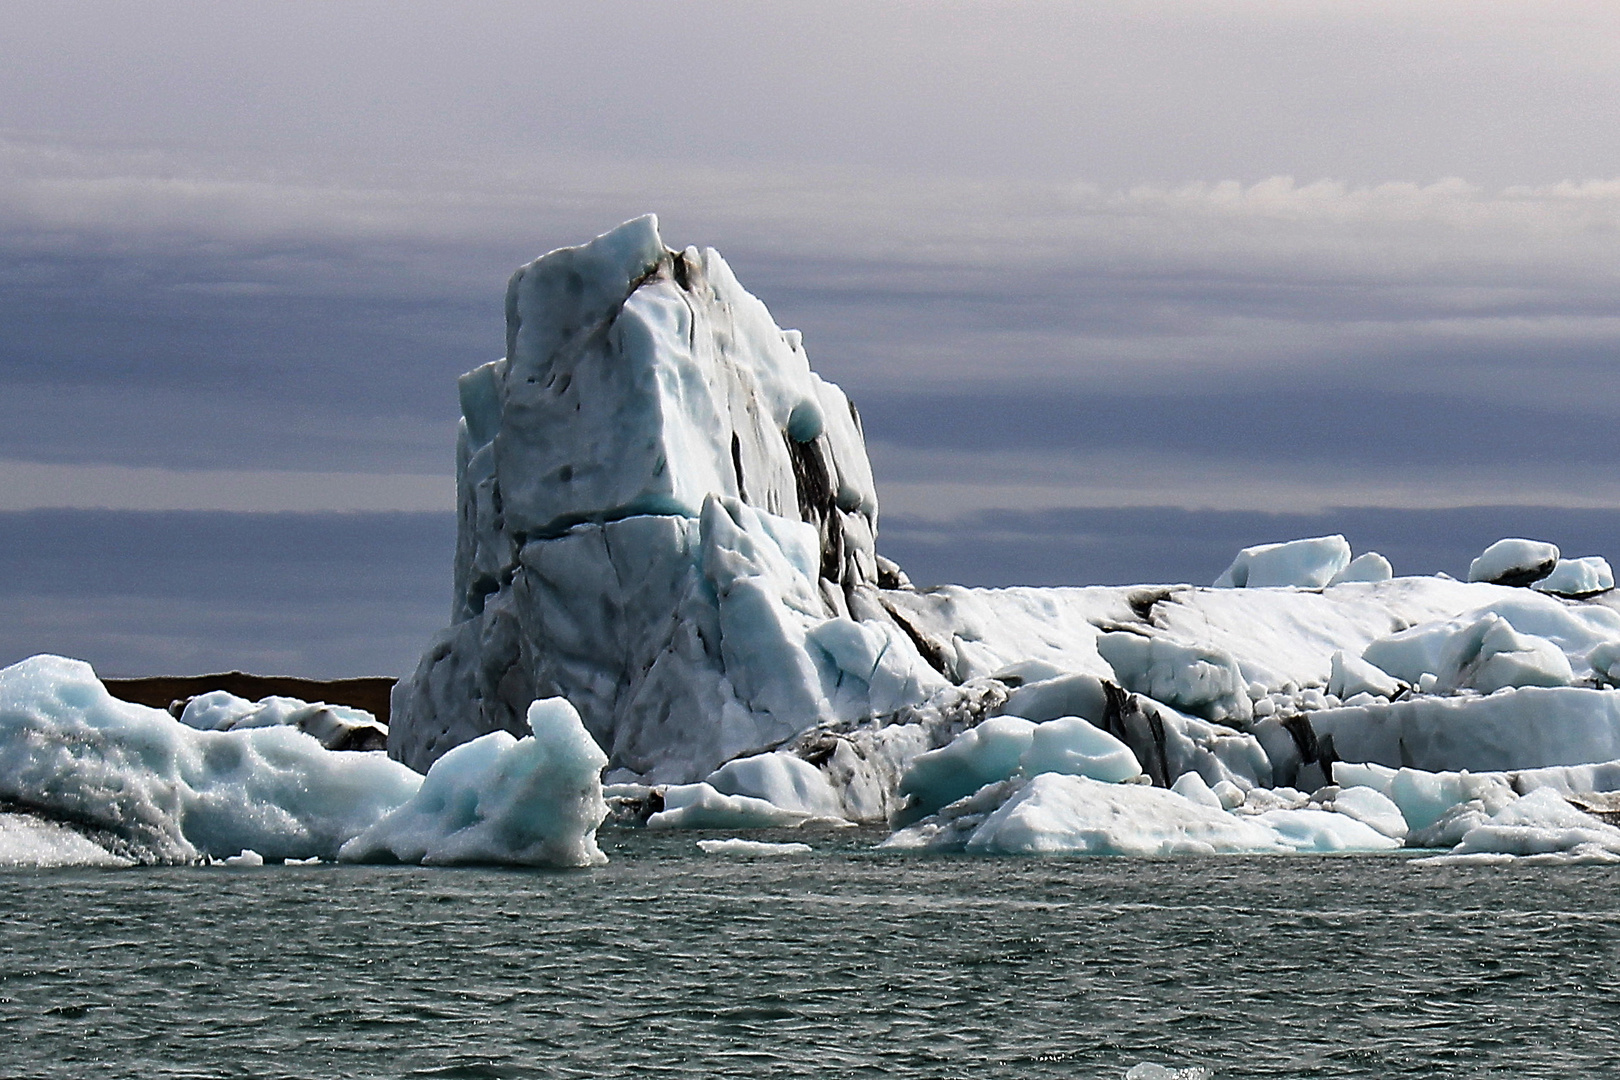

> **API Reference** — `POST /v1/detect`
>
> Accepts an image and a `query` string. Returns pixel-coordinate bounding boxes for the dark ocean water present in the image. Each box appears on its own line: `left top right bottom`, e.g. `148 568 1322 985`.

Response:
3 827 1618 1080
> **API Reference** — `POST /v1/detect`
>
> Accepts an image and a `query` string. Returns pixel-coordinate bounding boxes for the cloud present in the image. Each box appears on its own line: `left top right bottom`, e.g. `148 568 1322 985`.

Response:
0 461 451 512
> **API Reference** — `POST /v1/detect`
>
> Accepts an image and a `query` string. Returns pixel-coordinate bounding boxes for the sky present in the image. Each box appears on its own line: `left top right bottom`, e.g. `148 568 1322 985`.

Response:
2 1 1618 677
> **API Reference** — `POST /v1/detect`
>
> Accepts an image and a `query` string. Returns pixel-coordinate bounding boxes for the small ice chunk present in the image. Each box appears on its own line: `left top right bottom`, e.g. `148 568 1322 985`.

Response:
648 783 811 829
1171 770 1224 810
1213 534 1351 589
223 849 264 867
696 838 811 856
1211 779 1246 810
1328 786 1408 840
1532 556 1614 598
1468 538 1559 586
338 698 610 867
1125 1064 1214 1080
1019 716 1141 783
1328 649 1401 700
706 752 844 818
1329 551 1394 585
284 855 322 866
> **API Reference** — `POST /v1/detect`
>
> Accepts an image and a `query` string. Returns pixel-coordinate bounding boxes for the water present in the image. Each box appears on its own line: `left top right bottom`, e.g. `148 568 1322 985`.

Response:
4 827 1619 1079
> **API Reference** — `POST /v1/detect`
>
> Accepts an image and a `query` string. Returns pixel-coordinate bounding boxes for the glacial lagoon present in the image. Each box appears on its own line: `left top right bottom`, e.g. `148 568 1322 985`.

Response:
5 829 1617 1079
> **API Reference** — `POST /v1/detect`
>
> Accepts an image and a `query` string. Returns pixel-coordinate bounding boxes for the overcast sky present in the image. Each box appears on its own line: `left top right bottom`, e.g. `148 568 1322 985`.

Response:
3 2 1618 675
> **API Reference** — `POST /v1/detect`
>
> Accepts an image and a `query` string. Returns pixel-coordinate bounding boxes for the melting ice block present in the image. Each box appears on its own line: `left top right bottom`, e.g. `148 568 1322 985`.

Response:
339 698 609 867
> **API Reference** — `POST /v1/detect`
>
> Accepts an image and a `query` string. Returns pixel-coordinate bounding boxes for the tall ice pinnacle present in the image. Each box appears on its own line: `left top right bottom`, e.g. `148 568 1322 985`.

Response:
391 216 942 779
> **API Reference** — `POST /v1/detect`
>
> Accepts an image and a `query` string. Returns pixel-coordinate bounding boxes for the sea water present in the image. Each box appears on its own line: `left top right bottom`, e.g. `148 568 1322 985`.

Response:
3 826 1618 1079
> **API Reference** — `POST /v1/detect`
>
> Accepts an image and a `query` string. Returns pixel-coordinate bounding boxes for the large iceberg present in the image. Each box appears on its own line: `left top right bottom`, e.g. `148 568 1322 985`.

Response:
392 215 943 782
382 217 1620 857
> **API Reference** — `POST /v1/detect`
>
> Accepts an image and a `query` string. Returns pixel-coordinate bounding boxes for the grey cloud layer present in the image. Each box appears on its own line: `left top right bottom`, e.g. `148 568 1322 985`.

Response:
1 5 1617 515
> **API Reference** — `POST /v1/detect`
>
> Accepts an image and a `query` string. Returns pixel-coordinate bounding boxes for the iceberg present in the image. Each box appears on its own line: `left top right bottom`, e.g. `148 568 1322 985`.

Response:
392 215 944 783
0 654 422 864
339 698 608 867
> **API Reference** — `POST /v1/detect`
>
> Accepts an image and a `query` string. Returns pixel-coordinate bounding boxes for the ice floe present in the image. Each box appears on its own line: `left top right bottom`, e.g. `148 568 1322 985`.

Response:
0 655 422 865
339 699 608 867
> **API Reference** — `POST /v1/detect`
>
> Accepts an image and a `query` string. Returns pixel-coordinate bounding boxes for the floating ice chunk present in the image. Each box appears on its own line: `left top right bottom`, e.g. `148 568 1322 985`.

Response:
936 773 1286 855
1327 649 1400 700
696 838 812 856
1019 716 1141 783
1533 556 1614 598
1125 1065 1213 1080
1213 534 1351 589
1451 787 1620 857
1211 779 1246 810
1096 632 1252 726
0 655 422 865
1436 612 1573 693
1328 551 1394 585
1468 538 1559 586
1252 808 1401 852
1171 770 1225 810
706 752 844 819
0 812 131 868
1323 786 1408 841
223 849 264 867
339 698 609 867
647 782 811 829
895 715 1037 823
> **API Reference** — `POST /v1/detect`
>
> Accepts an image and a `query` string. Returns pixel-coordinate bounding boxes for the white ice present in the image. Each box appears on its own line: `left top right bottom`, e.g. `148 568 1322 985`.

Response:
0 812 131 868
889 772 1402 856
338 698 608 868
647 782 816 829
0 655 422 865
1212 534 1351 589
1468 538 1559 585
696 838 812 856
1533 556 1614 598
180 690 387 751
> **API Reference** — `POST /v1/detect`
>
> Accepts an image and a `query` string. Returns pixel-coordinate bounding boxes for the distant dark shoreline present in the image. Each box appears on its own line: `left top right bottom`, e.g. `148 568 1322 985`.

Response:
104 673 395 723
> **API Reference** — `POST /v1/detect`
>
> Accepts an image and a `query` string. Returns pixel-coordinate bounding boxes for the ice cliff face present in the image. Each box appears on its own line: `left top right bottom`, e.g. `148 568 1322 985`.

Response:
392 216 940 779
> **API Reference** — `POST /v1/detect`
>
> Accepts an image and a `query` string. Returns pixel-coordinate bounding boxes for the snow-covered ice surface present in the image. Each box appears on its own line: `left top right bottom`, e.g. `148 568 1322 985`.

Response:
339 699 608 867
0 655 423 865
179 689 388 751
1468 538 1560 586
